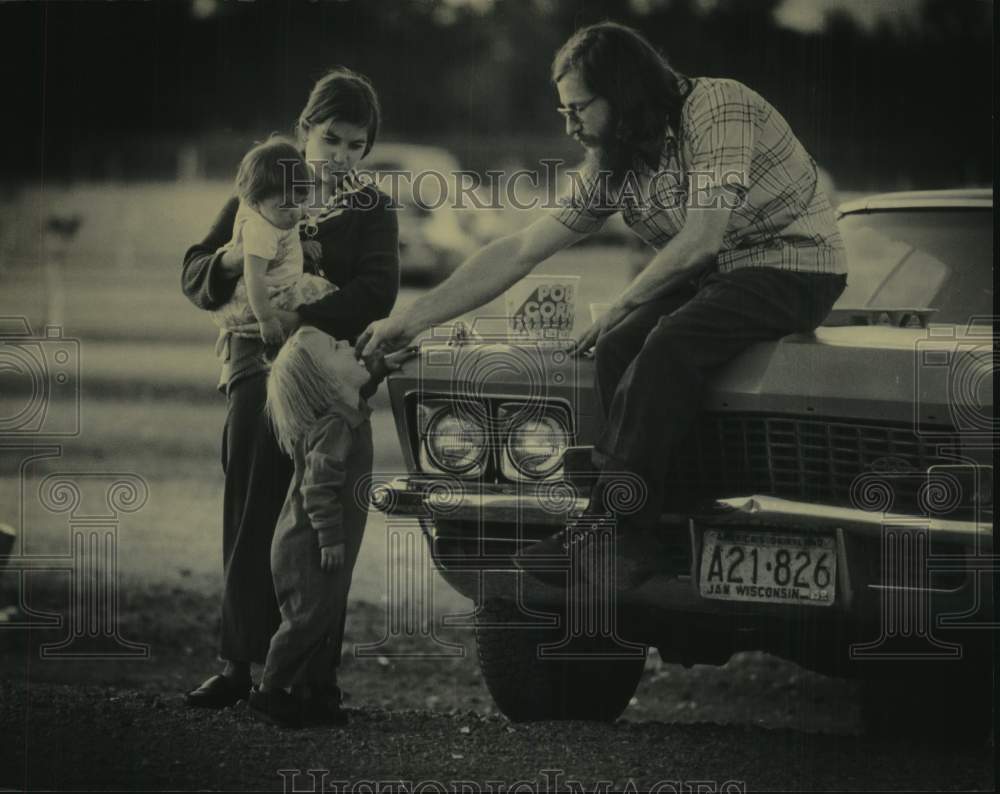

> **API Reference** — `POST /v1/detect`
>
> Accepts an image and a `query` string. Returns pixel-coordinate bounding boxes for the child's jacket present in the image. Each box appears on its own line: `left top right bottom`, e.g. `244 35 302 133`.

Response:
275 398 374 548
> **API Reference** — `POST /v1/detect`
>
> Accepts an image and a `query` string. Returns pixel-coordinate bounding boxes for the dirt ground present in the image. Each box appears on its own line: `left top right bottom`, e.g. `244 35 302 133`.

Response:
1 579 995 792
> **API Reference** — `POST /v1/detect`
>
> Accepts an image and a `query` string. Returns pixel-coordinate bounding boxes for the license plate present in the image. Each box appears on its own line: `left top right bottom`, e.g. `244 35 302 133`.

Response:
699 529 837 607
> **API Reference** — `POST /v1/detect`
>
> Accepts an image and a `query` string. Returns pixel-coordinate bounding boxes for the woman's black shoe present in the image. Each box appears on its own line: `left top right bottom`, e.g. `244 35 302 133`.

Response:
185 674 251 709
248 685 304 729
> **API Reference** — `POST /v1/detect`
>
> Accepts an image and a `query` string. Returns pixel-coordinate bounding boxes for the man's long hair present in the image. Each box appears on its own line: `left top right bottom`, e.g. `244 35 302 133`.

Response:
552 22 691 173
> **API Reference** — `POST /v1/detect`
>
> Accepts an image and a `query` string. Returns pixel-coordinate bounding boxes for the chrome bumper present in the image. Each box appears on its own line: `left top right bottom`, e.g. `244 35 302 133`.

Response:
706 494 991 542
371 476 992 541
371 476 588 526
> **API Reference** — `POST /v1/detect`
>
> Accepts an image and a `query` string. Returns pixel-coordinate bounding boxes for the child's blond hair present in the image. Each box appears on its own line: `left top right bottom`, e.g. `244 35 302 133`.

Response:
266 327 348 456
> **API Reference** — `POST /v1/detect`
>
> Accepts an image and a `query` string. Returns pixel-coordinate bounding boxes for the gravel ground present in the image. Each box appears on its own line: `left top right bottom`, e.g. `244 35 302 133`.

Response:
1 584 994 792
3 681 993 793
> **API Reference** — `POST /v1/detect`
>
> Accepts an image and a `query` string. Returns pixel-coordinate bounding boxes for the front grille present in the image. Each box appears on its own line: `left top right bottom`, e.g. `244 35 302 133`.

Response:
666 415 963 514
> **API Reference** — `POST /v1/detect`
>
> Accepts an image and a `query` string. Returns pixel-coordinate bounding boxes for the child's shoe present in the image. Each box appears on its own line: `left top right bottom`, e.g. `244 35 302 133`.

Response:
303 686 349 726
248 685 303 729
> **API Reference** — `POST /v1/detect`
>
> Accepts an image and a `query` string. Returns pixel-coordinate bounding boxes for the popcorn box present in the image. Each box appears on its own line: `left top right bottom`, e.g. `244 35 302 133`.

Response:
504 275 580 339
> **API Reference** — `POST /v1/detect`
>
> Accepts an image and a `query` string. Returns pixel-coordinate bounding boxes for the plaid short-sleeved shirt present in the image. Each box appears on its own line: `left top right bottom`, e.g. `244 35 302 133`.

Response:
554 77 847 275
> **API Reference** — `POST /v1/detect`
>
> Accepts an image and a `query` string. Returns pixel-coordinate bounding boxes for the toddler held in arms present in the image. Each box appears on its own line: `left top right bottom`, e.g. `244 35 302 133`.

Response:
211 138 336 352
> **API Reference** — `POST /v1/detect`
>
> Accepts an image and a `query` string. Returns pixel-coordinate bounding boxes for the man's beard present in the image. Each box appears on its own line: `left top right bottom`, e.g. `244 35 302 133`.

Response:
583 135 636 204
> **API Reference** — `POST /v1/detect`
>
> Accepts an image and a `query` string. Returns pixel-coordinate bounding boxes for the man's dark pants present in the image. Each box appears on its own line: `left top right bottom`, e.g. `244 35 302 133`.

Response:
592 267 847 529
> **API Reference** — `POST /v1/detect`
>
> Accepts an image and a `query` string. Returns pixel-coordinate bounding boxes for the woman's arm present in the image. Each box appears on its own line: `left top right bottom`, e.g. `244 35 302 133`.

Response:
296 191 401 342
180 196 241 310
358 213 586 357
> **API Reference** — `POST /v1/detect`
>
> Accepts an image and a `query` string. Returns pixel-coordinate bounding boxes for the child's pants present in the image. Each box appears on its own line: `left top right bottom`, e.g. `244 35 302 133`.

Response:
259 427 372 693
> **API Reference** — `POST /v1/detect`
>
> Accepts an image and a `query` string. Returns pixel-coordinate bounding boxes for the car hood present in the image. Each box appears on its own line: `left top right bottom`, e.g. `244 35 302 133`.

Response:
389 325 992 431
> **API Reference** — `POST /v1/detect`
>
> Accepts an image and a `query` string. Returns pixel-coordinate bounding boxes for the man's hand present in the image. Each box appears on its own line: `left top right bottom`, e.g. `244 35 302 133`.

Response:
356 313 418 359
259 317 285 346
320 543 345 572
569 301 633 357
218 241 245 277
363 346 419 382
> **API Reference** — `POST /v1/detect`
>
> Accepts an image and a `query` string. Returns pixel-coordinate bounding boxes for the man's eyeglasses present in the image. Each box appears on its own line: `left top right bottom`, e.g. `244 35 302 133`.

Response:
556 95 598 122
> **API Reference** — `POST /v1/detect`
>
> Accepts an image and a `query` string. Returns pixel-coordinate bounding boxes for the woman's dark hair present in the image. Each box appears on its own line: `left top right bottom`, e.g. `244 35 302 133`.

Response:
296 67 382 156
235 137 307 205
551 22 691 155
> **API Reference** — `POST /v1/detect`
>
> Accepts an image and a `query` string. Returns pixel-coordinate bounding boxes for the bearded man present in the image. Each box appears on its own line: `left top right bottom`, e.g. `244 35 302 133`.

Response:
359 22 847 590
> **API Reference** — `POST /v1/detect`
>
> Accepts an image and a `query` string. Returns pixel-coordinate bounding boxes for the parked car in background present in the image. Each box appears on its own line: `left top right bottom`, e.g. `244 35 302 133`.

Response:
363 143 482 285
371 189 994 734
364 146 655 283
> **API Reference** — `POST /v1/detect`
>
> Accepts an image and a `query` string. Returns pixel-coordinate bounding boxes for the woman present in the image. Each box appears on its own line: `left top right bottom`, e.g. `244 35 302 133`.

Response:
181 67 399 707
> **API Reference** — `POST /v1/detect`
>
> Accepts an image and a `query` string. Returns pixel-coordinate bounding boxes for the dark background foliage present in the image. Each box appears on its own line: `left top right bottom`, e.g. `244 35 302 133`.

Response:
1 0 992 188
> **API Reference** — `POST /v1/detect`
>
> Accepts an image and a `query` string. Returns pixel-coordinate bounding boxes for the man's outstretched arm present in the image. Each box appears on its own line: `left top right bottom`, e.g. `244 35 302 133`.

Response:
357 214 586 357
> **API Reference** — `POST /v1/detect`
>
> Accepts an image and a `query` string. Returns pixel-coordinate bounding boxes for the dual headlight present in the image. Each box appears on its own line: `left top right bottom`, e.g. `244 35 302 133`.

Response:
418 400 571 480
499 408 570 480
421 408 488 476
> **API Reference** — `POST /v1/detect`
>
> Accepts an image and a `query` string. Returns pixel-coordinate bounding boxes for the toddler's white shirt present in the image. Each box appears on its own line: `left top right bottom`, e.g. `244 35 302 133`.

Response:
232 201 303 290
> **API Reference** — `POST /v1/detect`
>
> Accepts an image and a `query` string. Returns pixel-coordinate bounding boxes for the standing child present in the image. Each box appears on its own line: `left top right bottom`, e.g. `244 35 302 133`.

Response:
249 326 377 727
211 138 337 354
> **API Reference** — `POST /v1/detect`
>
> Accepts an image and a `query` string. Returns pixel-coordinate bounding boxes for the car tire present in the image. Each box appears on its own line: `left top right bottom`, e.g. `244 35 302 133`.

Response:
859 667 993 741
474 598 646 722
